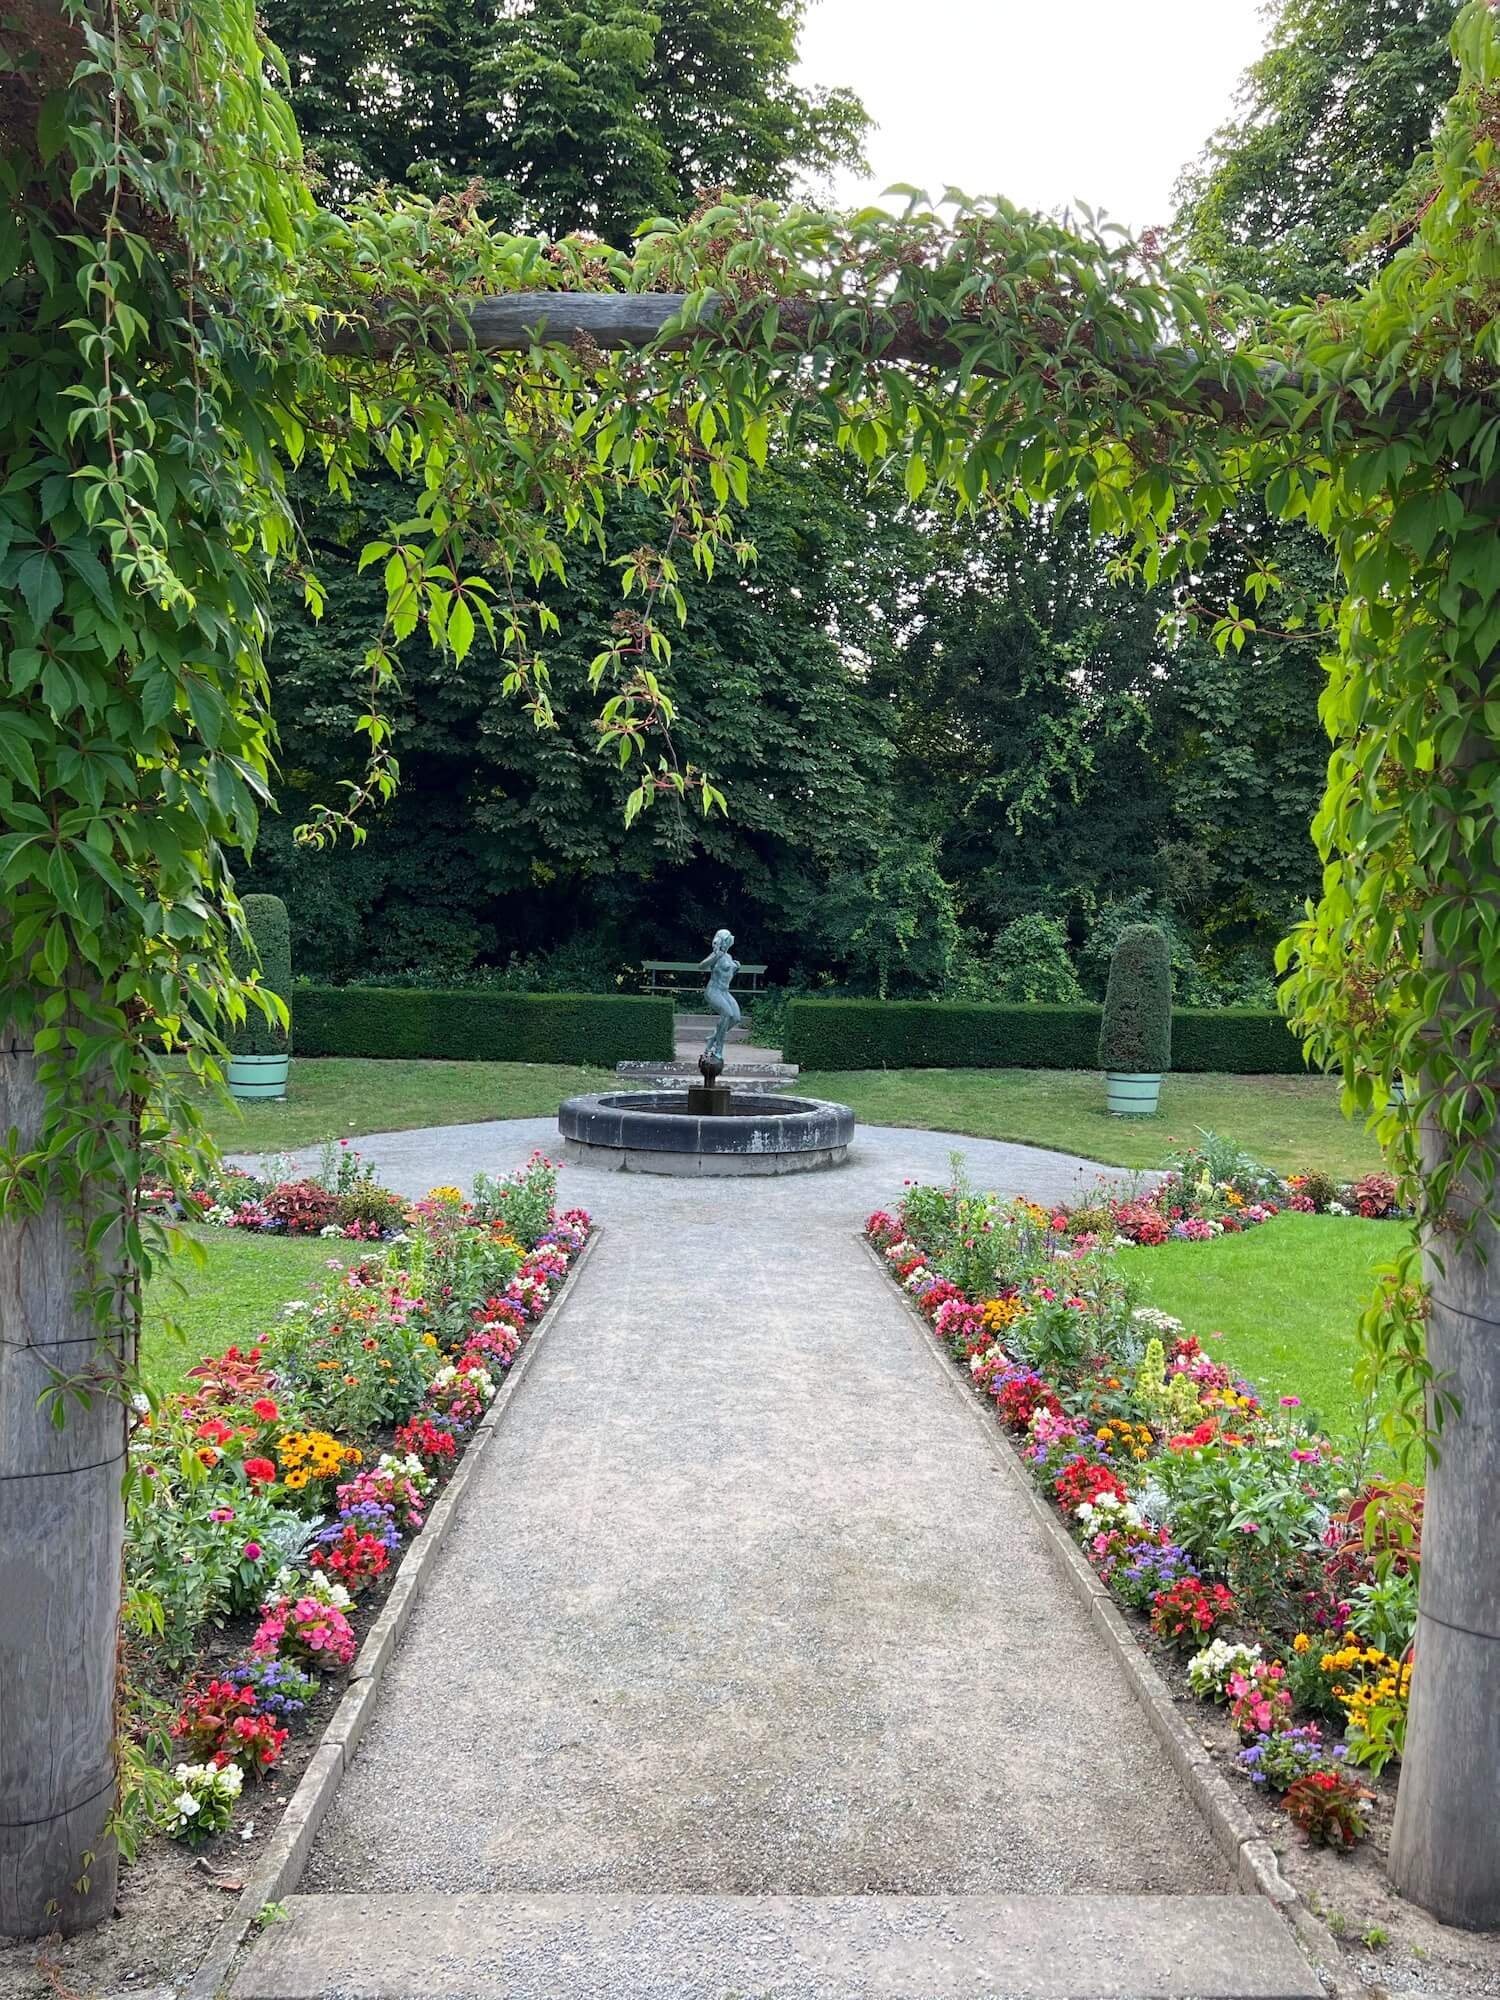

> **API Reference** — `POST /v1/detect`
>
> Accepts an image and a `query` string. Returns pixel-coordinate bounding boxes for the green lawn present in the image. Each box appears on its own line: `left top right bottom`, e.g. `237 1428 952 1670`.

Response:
1118 1213 1401 1448
802 1066 1382 1181
182 1056 611 1154
188 1056 1381 1182
140 1226 331 1396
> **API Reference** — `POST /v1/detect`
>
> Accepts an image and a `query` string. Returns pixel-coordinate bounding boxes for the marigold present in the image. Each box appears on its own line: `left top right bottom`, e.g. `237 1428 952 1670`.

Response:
982 1295 1025 1332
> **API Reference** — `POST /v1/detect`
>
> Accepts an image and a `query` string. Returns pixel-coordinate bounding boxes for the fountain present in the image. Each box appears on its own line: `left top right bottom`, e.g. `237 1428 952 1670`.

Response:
557 928 856 1175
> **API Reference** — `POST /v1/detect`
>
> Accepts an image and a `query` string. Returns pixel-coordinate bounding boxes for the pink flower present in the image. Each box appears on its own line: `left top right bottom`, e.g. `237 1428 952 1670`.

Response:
1280 1395 1302 1408
242 1541 263 1561
209 1507 235 1523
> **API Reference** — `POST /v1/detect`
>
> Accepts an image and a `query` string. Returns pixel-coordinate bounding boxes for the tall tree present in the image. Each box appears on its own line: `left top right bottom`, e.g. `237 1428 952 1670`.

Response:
262 0 868 233
1174 0 1459 302
873 503 1170 942
256 446 904 978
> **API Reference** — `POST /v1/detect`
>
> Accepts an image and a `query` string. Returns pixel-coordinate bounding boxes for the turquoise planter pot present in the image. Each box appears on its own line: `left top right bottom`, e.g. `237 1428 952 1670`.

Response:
1105 1071 1161 1117
228 1054 290 1101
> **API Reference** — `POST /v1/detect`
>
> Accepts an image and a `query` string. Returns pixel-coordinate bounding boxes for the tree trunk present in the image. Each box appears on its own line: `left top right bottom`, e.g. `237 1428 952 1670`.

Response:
0 1024 124 1938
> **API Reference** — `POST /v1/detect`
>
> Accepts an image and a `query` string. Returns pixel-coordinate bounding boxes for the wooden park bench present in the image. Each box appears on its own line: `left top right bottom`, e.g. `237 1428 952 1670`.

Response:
642 958 768 998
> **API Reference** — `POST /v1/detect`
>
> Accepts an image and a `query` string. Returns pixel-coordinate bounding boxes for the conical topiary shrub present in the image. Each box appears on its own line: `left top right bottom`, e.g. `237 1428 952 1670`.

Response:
228 893 292 1098
1098 923 1171 1115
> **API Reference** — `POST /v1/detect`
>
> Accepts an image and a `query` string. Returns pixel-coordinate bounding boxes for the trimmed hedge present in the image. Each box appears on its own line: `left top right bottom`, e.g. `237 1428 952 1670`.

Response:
230 894 292 1057
294 987 673 1066
784 998 1310 1075
1098 923 1172 1072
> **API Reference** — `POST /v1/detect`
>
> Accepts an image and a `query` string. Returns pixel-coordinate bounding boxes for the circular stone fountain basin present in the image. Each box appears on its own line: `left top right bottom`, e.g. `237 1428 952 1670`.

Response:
558 1090 855 1176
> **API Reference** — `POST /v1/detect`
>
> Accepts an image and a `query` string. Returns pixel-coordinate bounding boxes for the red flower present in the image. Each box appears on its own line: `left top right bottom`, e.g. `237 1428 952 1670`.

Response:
251 1397 279 1423
394 1416 457 1467
243 1456 277 1485
1149 1577 1237 1649
1053 1456 1129 1514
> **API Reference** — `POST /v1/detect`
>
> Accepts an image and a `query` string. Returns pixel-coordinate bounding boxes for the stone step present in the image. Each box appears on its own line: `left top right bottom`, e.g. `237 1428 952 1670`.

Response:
230 1892 1321 1999
673 1011 754 1041
616 1058 800 1090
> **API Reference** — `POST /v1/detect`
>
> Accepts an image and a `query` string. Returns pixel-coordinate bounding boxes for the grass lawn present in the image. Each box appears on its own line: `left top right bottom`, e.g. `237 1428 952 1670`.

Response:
140 1226 331 1396
1118 1213 1402 1448
802 1066 1383 1181
187 1056 1382 1183
181 1057 611 1154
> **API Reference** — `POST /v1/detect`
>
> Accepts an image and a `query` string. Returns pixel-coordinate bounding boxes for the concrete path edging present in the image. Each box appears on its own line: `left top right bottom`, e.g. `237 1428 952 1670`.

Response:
186 1227 603 2000
861 1236 1363 1999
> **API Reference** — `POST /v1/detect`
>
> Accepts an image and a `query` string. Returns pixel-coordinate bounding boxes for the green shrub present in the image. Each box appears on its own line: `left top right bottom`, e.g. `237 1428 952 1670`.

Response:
784 996 1308 1074
1098 924 1172 1073
229 894 292 1058
989 914 1083 1004
294 986 672 1066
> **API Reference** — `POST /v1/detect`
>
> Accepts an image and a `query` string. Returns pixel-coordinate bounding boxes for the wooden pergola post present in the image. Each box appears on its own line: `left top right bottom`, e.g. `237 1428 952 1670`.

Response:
0 1023 125 1938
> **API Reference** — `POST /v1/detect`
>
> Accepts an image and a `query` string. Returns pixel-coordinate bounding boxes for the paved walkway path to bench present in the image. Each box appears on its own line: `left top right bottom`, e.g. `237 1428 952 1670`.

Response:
232 1120 1319 1998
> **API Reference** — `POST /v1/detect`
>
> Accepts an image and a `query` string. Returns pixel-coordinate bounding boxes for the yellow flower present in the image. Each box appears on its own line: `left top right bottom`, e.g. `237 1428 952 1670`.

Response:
422 1333 438 1349
426 1185 465 1205
983 1295 1025 1331
284 1469 310 1490
1293 1633 1311 1654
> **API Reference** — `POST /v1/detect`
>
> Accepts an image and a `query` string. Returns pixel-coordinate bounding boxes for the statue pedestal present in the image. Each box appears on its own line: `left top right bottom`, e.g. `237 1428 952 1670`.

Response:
687 1056 732 1117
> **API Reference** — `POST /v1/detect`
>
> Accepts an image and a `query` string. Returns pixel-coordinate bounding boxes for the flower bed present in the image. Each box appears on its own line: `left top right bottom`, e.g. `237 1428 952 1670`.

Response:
143 1137 566 1245
1046 1132 1405 1249
121 1150 588 1860
867 1173 1422 1856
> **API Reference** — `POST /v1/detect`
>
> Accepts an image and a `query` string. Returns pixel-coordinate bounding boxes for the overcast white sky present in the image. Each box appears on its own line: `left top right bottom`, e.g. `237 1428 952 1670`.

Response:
795 0 1270 235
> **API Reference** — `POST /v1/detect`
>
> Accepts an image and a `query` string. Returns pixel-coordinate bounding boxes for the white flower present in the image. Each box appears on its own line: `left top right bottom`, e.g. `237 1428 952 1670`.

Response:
1075 1493 1143 1535
1186 1638 1263 1699
173 1790 199 1818
319 1224 344 1238
1132 1307 1184 1335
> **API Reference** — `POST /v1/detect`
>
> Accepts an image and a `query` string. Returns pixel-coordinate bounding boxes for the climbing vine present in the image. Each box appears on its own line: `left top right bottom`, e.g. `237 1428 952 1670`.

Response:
5 0 1500 1455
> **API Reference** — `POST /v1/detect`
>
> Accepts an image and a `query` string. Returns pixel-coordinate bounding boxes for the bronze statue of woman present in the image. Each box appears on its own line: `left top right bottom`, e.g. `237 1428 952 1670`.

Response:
700 927 740 1064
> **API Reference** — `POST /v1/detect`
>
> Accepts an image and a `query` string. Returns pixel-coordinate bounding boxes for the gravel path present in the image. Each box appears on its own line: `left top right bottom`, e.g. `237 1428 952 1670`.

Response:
293 1117 1222 1898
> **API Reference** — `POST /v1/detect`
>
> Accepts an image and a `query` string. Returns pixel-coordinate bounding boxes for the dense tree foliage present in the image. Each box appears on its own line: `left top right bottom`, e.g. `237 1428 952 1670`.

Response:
263 0 869 232
249 0 1461 1007
1174 0 1459 302
257 447 905 980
